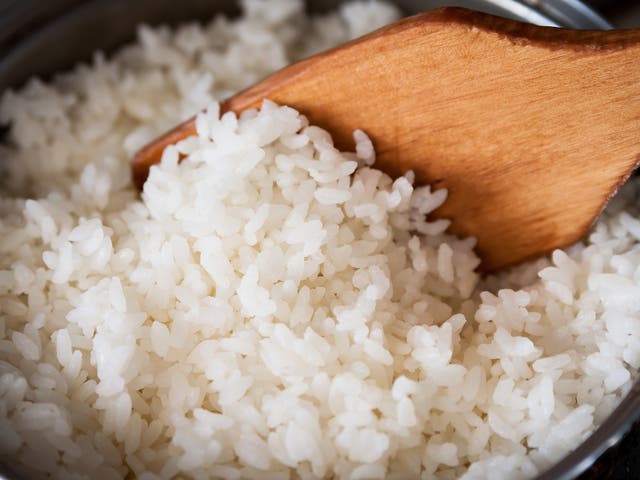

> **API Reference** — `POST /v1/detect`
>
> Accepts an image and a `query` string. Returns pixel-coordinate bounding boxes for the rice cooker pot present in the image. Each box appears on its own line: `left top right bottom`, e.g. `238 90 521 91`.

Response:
0 2 631 480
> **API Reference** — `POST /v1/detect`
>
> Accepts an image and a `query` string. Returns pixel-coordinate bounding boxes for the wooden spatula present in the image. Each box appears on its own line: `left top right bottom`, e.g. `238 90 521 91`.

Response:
131 7 640 271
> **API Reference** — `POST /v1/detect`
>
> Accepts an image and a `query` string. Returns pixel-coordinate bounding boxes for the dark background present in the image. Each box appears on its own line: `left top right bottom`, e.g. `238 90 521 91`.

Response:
590 0 640 27
581 424 640 479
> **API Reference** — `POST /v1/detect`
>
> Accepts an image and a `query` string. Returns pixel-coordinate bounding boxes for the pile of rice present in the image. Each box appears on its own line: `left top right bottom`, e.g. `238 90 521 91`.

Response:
1 1 639 479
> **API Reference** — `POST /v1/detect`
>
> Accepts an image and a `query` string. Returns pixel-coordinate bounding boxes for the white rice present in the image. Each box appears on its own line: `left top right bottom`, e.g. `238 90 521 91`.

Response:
0 1 639 479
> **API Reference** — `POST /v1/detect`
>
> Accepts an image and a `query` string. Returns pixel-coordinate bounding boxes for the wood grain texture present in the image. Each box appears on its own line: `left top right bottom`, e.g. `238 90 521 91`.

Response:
132 7 640 270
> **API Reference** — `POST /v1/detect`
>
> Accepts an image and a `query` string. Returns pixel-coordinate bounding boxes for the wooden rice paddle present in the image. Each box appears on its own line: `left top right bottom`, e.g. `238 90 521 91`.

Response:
132 8 640 271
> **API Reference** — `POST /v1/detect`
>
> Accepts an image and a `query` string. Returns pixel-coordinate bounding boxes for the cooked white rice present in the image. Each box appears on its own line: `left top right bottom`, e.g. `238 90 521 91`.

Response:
0 1 639 479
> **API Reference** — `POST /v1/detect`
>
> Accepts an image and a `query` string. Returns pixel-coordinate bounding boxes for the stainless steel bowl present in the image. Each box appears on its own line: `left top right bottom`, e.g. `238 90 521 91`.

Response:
0 1 636 480
417 0 611 27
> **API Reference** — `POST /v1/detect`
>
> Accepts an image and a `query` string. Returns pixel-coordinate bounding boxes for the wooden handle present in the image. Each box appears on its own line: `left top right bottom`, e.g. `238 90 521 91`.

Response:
132 8 640 270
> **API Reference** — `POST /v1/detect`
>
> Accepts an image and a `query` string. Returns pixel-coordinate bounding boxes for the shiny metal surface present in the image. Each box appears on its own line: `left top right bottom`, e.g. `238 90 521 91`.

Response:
0 1 634 480
418 0 611 27
523 0 612 28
